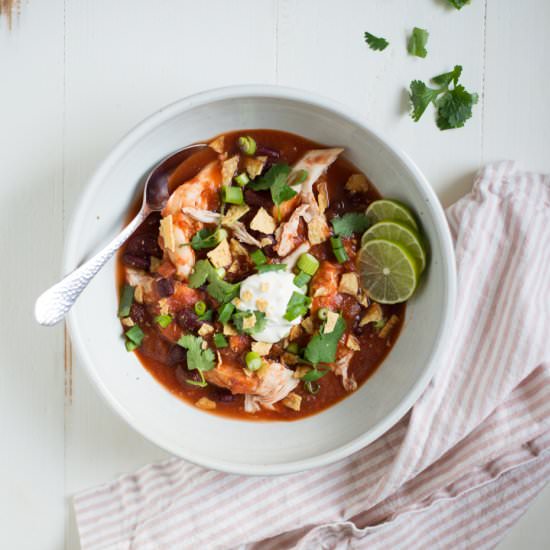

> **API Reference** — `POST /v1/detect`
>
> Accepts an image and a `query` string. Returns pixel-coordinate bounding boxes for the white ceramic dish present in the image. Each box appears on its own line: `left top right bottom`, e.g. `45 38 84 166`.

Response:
65 85 456 475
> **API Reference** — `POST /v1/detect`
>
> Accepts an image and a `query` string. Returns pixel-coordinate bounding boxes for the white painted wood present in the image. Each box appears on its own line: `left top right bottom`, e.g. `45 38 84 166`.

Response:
0 0 549 547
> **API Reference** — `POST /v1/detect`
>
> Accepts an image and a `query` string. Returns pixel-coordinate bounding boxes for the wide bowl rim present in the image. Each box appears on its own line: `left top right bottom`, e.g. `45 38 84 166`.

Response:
64 84 457 476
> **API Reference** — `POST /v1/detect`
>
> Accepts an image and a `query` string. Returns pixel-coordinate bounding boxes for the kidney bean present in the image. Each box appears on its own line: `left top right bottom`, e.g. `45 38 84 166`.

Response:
130 303 148 325
122 253 150 270
256 145 281 160
125 233 162 259
209 387 235 403
167 344 186 366
244 189 274 209
177 309 201 332
155 277 174 298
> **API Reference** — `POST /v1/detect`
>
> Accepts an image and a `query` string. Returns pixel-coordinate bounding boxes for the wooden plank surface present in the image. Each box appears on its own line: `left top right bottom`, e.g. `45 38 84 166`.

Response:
0 1 548 548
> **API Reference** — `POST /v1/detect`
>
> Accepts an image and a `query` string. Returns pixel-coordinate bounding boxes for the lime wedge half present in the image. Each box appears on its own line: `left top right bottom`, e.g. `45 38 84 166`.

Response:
361 220 426 272
357 239 419 304
365 199 419 231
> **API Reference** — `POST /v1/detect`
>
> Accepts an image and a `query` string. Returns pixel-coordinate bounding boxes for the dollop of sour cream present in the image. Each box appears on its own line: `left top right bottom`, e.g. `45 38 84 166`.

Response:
236 270 304 343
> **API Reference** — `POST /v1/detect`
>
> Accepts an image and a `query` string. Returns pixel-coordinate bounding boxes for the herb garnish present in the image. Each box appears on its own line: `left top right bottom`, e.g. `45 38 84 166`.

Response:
304 314 346 364
447 0 470 9
189 259 240 304
248 163 297 217
364 32 389 51
177 334 216 372
284 292 312 322
409 65 478 130
331 213 370 237
408 27 429 58
232 310 267 335
190 227 227 250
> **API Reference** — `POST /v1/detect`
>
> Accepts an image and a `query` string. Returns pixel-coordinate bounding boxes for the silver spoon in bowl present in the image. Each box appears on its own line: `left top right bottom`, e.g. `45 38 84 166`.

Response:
34 143 209 326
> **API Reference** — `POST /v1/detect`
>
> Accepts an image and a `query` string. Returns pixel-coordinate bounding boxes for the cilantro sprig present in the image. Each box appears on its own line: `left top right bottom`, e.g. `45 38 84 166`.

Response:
304 314 346 365
331 213 370 237
189 259 240 304
408 27 429 58
284 292 312 322
447 0 470 9
248 163 298 218
364 32 389 51
232 310 267 335
409 65 478 130
177 334 215 373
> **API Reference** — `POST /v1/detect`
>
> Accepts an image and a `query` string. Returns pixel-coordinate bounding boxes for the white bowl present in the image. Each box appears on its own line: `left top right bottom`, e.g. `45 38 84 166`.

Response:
65 85 456 475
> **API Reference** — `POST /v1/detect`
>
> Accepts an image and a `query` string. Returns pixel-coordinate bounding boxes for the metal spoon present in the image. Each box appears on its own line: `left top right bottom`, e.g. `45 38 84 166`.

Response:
34 143 209 326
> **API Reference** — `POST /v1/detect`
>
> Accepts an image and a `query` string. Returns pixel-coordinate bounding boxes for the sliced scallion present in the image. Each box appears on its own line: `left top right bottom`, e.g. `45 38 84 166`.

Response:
293 271 312 288
330 236 349 264
257 263 287 273
125 325 144 346
234 172 250 187
154 314 173 328
297 253 320 276
250 249 267 266
218 302 235 324
125 340 139 352
194 301 207 316
304 380 320 395
318 307 329 321
238 136 257 155
245 351 263 371
118 284 134 317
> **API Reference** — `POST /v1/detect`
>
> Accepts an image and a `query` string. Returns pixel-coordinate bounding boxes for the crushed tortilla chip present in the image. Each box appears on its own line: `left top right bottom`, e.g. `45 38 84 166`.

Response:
301 316 315 334
346 174 369 194
228 260 240 274
231 297 242 308
357 292 370 308
158 298 170 316
256 298 268 312
282 392 302 412
359 303 383 327
159 214 176 252
250 207 276 234
222 155 239 186
207 238 232 268
209 136 225 154
198 323 214 337
378 314 400 340
223 323 237 336
149 257 161 273
339 273 359 296
293 366 310 379
222 204 250 226
317 178 329 213
121 317 134 327
229 238 249 259
251 341 272 356
242 314 256 330
195 397 216 410
244 156 267 179
323 310 339 334
308 215 329 245
346 334 361 351
289 324 303 341
282 352 299 366
260 282 270 292
242 289 253 302
313 287 329 298
260 237 273 248
134 285 144 304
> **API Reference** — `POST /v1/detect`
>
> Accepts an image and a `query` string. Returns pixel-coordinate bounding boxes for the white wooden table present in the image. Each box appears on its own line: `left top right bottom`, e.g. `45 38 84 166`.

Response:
1 1 549 548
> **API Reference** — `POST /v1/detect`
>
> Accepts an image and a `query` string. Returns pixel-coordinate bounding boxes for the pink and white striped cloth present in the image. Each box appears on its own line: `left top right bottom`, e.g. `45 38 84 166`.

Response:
74 162 550 549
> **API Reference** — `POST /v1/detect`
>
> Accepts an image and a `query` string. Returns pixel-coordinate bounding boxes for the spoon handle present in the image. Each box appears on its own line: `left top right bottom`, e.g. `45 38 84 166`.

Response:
34 208 149 326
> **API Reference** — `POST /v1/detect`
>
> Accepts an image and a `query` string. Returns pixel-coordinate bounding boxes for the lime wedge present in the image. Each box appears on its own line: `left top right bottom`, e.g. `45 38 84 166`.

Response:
357 239 419 304
361 220 426 272
365 199 419 231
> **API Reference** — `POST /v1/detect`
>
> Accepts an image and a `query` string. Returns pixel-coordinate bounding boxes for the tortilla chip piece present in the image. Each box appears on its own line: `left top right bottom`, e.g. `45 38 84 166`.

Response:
323 311 339 334
346 174 369 194
242 314 256 330
223 323 238 336
359 303 383 327
222 155 239 186
346 334 361 351
198 323 214 337
244 156 267 179
159 214 176 252
207 238 232 268
209 136 225 154
250 207 276 234
317 178 329 213
308 215 329 245
195 397 216 410
251 341 272 356
339 273 359 296
378 314 400 340
282 392 302 412
223 204 250 226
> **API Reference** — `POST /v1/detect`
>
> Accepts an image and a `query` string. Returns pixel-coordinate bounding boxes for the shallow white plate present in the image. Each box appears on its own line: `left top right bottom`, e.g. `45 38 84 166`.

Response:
65 85 456 475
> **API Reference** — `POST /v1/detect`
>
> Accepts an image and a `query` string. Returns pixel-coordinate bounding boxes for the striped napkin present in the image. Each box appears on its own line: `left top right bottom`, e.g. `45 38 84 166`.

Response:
74 162 550 549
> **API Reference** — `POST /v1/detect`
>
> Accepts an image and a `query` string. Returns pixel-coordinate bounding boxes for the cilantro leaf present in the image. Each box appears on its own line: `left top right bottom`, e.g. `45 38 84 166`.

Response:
364 32 389 51
284 291 312 322
447 0 470 9
190 227 227 250
248 163 291 191
331 213 370 237
177 334 215 372
408 27 429 58
271 175 298 207
432 65 462 88
409 80 440 122
189 259 217 288
304 315 346 365
301 367 330 382
232 310 267 335
436 85 479 130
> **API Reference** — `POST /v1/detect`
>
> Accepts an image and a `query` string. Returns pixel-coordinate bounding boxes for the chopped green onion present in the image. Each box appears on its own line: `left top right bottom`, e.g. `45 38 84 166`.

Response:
185 369 208 388
318 307 329 321
194 301 207 316
284 291 312 321
218 302 235 324
304 380 320 395
257 263 287 273
245 351 263 371
297 253 320 276
301 367 330 382
286 342 300 354
330 236 349 264
118 284 134 317
238 136 257 155
288 169 308 186
197 310 213 321
234 172 250 187
250 249 267 266
125 340 139 352
154 314 173 328
213 333 228 348
222 185 244 205
216 267 226 279
293 271 312 288
125 325 144 346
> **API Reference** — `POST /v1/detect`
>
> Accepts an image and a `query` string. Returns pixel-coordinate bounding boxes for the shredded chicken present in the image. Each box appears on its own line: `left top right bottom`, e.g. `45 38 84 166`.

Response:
334 350 358 392
230 221 262 247
274 204 311 256
181 207 221 224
